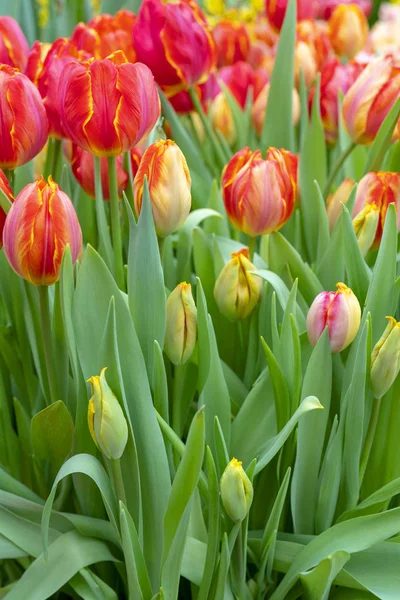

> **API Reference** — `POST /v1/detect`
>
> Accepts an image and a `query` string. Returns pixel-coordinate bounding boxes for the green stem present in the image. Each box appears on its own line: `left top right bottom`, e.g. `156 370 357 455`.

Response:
51 138 63 184
189 87 227 170
247 236 257 260
38 286 58 404
110 458 127 507
360 397 382 484
323 141 356 199
107 156 125 290
94 155 113 270
158 235 166 264
0 187 12 213
43 138 54 179
123 151 135 214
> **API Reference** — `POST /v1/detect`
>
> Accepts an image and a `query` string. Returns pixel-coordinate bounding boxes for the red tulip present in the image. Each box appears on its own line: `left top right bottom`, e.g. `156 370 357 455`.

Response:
3 177 82 286
25 41 51 87
133 0 217 96
0 16 29 71
71 10 136 61
59 51 160 156
215 61 269 109
0 170 14 248
0 65 48 169
317 0 372 20
266 0 317 32
213 20 250 67
71 145 128 200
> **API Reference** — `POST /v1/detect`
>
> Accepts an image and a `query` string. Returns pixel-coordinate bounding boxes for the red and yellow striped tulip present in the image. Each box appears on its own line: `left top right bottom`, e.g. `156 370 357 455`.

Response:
328 4 368 60
266 0 316 32
213 20 250 67
307 283 361 353
326 178 355 231
0 65 48 169
134 140 191 237
3 177 82 286
252 84 300 136
342 56 400 145
0 16 29 71
71 145 128 201
222 146 298 236
71 10 136 61
59 51 160 157
25 41 51 87
132 0 217 96
0 170 14 249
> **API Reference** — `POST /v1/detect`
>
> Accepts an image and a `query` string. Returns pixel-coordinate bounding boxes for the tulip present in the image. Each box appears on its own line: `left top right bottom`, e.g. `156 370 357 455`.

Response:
134 140 191 237
25 41 51 87
266 0 317 31
352 171 400 252
370 317 400 399
213 20 250 67
132 0 217 96
307 283 361 353
3 177 82 286
220 458 253 522
164 283 197 365
71 145 129 200
216 62 269 110
214 248 262 320
0 16 29 71
169 79 213 115
252 84 300 136
326 178 355 230
88 367 128 460
0 65 48 170
222 147 298 236
0 170 14 249
59 51 160 157
342 56 400 145
317 0 372 20
328 4 368 60
71 10 136 61
295 21 333 89
209 92 236 145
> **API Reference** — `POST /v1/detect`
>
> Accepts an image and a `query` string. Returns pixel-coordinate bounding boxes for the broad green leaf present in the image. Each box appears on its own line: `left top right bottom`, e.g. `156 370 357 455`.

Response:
120 503 153 600
342 206 371 305
31 401 74 473
300 551 350 600
363 96 400 174
316 211 345 290
315 417 343 534
261 338 291 433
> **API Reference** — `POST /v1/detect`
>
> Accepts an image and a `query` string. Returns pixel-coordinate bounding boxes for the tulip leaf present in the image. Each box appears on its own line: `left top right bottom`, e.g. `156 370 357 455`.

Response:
342 206 371 305
316 210 345 290
299 551 351 600
31 401 74 474
126 180 166 377
261 338 291 433
120 502 153 600
363 96 400 174
261 0 296 151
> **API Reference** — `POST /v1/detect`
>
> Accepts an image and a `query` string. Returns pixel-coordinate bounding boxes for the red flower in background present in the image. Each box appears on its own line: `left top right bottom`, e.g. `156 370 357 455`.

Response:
0 170 14 249
215 61 269 108
213 20 250 67
133 0 217 96
71 10 136 61
266 0 317 32
59 51 160 156
317 0 372 20
0 16 29 70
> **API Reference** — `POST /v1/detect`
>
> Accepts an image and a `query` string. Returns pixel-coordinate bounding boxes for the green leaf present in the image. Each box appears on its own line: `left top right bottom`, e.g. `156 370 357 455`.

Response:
31 401 74 473
261 0 296 151
342 206 371 305
363 96 400 174
120 503 153 600
261 338 291 433
316 210 345 290
300 551 350 600
177 209 222 282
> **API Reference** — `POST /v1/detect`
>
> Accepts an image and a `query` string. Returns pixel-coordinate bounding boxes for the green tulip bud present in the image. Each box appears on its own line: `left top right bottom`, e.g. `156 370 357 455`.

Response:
220 458 253 522
164 282 197 365
87 368 128 459
371 317 400 399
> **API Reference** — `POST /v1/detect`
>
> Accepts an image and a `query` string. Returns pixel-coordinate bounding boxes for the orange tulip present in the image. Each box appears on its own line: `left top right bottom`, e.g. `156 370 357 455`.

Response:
3 177 82 286
25 41 51 87
252 84 300 136
328 4 368 60
133 0 217 96
0 65 48 169
222 147 298 236
0 16 29 71
342 56 400 145
0 170 14 248
59 51 160 156
326 178 355 230
71 145 128 201
295 21 333 88
213 20 250 67
71 10 136 61
266 0 317 32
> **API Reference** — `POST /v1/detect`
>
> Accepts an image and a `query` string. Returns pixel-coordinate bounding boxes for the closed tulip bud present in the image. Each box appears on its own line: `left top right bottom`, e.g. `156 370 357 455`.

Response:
222 147 298 236
0 65 48 170
71 10 136 61
133 0 217 96
326 178 355 231
0 16 29 71
164 283 197 365
0 170 14 249
3 177 82 286
220 458 253 522
307 283 361 353
342 56 400 145
266 0 316 31
209 92 236 145
134 140 191 237
370 317 400 399
59 51 160 156
214 248 262 320
352 171 400 251
328 4 368 60
88 368 128 460
71 145 128 201
213 20 250 67
251 84 300 136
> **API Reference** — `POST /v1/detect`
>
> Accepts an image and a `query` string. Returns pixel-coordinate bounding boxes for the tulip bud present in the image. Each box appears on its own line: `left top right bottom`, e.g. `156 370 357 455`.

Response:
214 248 262 320
352 204 380 256
3 176 82 286
164 283 197 365
0 16 29 71
220 458 253 522
71 145 128 201
370 317 400 399
134 140 192 237
326 178 355 231
328 4 368 60
307 283 361 353
0 170 14 249
0 65 48 170
88 368 128 460
251 84 300 136
222 147 298 236
213 20 250 67
209 92 236 145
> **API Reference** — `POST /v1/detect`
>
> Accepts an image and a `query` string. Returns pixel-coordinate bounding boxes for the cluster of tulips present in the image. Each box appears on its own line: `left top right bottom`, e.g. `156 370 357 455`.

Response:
0 0 400 598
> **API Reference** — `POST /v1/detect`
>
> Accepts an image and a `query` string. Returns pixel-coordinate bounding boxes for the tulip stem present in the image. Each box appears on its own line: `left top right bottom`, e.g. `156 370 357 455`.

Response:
94 155 114 271
0 187 12 214
3 169 15 192
38 286 58 404
360 397 382 484
51 139 63 184
323 141 356 199
107 156 125 290
189 87 227 170
109 458 127 507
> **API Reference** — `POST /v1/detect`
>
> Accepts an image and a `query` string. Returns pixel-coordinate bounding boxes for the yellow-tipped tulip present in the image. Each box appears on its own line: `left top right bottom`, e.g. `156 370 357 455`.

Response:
371 317 400 398
164 282 197 365
220 458 253 522
87 368 128 460
352 203 380 256
214 248 262 320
